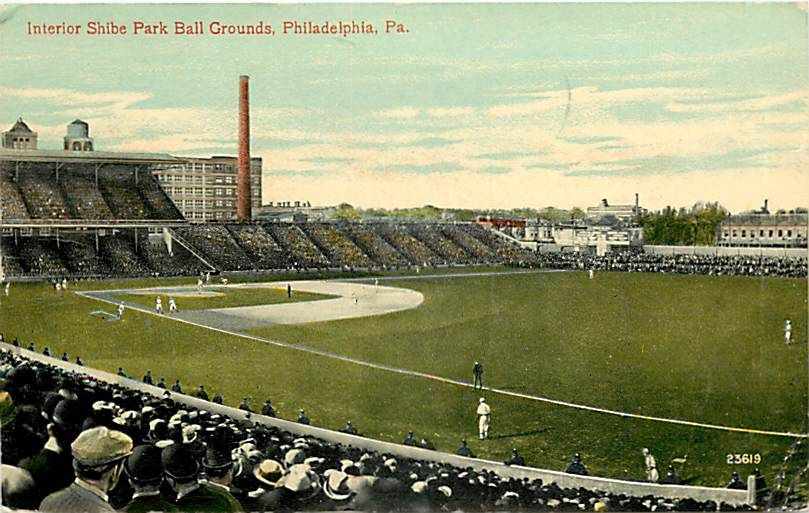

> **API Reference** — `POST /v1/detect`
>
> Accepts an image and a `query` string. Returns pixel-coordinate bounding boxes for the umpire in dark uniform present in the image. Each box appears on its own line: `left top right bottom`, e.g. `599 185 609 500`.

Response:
473 361 484 389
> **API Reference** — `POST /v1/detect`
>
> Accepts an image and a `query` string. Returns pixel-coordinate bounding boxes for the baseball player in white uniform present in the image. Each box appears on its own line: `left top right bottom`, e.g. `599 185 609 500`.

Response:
117 302 125 320
785 319 792 345
477 398 491 440
155 297 163 314
642 448 659 483
168 297 178 314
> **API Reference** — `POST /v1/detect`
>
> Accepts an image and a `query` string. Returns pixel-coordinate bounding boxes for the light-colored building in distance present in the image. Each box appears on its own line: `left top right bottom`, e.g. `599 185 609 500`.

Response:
718 212 807 248
154 156 262 221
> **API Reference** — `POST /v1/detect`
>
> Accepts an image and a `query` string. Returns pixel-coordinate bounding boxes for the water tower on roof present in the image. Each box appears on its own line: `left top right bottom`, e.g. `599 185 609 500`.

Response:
64 119 93 152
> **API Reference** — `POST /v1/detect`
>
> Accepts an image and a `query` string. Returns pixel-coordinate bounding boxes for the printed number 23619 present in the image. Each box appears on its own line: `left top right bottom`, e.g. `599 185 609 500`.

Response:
726 453 761 464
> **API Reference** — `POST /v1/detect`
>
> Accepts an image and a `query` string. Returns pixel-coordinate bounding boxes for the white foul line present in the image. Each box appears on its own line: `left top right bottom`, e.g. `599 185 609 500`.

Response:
75 283 808 440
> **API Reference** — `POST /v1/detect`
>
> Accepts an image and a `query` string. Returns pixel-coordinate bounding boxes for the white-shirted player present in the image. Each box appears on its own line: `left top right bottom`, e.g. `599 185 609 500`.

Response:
155 297 163 314
477 398 491 440
785 319 792 345
169 297 178 314
117 302 125 320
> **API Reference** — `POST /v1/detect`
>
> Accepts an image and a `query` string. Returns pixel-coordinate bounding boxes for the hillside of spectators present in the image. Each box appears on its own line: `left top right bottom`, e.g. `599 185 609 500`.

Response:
0 347 753 512
532 251 807 278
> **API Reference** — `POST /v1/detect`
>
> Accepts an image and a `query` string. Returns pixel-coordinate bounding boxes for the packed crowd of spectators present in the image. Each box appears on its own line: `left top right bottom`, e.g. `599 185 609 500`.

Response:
226 226 290 270
174 226 254 272
98 169 154 220
440 225 497 262
405 225 471 264
340 225 411 268
0 169 33 220
59 168 115 220
2 222 804 280
136 177 184 220
0 346 753 512
300 224 372 269
16 171 71 220
374 224 445 267
532 251 808 278
98 236 151 277
264 224 331 269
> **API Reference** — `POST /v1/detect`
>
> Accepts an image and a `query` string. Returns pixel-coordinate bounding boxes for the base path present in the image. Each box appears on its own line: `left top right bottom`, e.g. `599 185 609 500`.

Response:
80 280 424 332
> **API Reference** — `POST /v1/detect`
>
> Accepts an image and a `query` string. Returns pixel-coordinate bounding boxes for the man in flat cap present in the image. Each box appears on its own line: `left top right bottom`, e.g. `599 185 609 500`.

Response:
39 426 133 513
121 445 177 513
162 442 243 512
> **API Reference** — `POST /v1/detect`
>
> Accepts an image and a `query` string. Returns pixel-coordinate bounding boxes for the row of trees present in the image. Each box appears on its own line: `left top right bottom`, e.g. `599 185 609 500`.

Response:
333 204 587 222
639 202 728 246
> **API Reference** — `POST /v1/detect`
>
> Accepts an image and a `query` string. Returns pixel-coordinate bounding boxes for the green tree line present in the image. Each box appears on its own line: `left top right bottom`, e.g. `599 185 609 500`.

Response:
639 202 727 246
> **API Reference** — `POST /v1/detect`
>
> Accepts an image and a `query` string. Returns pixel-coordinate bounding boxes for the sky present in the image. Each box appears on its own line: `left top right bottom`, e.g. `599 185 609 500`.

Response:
0 3 807 213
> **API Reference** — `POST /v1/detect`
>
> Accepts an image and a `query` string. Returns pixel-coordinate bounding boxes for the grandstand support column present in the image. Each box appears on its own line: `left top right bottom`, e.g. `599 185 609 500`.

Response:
236 74 251 222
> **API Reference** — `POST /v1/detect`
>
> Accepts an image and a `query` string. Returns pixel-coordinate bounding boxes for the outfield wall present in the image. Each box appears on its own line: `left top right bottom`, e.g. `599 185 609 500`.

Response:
644 245 808 258
2 342 755 506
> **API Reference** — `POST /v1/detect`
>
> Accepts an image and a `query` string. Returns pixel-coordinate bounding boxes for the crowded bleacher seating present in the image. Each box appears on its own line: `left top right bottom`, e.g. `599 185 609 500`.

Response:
0 347 753 512
339 224 411 268
58 166 114 220
264 224 330 269
16 168 70 220
300 224 372 269
227 225 290 270
173 226 253 272
373 223 445 266
531 251 807 278
0 169 31 220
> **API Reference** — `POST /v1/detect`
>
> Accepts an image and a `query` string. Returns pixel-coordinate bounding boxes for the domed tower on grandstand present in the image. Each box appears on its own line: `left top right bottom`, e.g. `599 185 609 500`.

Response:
64 119 94 151
2 117 38 150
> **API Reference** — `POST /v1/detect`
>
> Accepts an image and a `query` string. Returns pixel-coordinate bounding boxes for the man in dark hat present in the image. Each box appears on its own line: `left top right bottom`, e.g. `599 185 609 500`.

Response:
193 385 209 401
117 368 127 378
402 431 416 446
27 342 35 352
473 361 484 389
122 445 177 513
21 398 85 505
61 352 70 362
296 409 310 425
43 347 51 357
239 398 252 413
157 377 167 389
212 392 224 404
456 439 475 458
341 420 358 435
39 426 134 513
565 453 588 476
504 448 525 466
261 400 276 417
170 380 182 394
162 442 243 512
203 444 237 496
75 356 83 366
726 471 746 490
142 371 153 385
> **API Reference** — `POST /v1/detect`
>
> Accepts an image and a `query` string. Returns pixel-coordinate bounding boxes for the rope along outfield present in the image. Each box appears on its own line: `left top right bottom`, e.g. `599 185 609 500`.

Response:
76 272 807 439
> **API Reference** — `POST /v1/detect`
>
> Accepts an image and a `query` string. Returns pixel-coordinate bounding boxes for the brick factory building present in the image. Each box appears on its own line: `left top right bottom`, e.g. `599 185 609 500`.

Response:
154 156 262 222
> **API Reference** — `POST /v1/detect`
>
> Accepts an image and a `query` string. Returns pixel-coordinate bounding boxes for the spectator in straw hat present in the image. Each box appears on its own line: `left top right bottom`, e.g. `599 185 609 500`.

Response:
39 426 134 513
257 464 322 512
122 445 177 513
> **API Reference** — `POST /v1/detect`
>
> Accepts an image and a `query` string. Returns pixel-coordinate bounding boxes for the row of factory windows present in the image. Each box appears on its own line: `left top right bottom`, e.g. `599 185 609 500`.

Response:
722 228 805 239
156 174 261 185
166 187 261 197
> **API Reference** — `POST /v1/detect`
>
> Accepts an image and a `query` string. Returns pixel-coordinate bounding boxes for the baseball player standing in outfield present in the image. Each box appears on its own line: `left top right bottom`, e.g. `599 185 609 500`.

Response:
785 319 792 344
168 297 178 314
473 361 484 389
642 448 659 483
589 269 594 280
117 302 125 320
477 398 491 440
155 297 163 315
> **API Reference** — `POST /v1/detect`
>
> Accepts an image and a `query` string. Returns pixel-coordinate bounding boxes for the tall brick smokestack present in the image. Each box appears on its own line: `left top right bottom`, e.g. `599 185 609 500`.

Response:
237 75 251 222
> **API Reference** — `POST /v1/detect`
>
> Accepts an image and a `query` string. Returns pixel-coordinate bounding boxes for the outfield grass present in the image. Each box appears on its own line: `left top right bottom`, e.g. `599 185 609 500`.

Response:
1 270 806 487
112 287 335 311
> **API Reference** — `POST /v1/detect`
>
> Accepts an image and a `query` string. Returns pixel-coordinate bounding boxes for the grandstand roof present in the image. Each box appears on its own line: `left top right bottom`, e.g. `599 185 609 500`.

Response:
0 148 179 164
6 118 34 133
